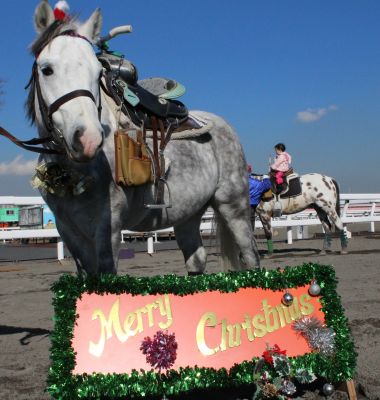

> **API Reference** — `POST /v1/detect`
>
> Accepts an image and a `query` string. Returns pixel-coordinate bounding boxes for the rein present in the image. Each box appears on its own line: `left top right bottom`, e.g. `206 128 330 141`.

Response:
0 125 62 154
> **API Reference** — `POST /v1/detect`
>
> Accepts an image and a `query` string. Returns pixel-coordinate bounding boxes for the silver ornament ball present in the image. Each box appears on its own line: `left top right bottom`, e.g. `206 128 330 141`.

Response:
282 291 294 306
323 383 334 396
309 282 321 296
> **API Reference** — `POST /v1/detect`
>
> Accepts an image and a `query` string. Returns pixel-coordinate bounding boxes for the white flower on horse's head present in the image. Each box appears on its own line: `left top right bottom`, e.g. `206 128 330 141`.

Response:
54 0 70 21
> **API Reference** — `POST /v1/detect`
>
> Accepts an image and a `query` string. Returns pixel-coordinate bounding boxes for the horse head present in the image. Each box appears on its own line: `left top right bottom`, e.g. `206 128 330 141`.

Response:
29 1 104 162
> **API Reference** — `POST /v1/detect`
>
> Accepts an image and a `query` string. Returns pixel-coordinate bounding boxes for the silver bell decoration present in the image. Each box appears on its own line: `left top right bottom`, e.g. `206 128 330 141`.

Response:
282 290 293 306
309 281 321 296
322 383 334 396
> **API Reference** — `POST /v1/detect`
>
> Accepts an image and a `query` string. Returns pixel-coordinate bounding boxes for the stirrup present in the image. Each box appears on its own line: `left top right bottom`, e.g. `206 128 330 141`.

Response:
144 178 172 209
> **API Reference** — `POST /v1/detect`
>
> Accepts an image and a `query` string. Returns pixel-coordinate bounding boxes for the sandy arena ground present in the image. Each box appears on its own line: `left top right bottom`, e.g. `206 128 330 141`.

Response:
0 231 379 399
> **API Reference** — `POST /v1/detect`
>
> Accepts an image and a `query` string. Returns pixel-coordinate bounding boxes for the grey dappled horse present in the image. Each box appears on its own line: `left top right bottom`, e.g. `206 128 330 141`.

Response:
254 173 348 255
27 3 260 275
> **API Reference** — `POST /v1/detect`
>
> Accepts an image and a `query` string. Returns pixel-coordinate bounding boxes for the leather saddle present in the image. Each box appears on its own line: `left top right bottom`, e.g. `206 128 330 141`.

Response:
98 53 188 129
274 171 302 199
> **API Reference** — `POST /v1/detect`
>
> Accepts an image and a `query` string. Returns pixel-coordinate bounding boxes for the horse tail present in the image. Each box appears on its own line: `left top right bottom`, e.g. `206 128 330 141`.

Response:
214 212 241 271
332 179 341 217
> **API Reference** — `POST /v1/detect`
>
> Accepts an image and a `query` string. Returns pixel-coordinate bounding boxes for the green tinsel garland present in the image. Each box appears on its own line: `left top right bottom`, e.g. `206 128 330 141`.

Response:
48 263 357 399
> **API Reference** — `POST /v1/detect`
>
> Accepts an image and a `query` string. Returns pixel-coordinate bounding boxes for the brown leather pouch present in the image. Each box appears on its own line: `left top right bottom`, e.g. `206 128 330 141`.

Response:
114 129 152 186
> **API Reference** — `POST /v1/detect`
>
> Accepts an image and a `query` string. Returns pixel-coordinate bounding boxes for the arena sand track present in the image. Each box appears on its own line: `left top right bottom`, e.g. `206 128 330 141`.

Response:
0 234 379 400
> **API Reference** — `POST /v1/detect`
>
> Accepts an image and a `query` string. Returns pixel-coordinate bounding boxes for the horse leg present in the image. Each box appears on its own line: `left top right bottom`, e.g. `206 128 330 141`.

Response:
315 204 348 254
213 202 260 269
55 219 97 275
314 206 333 254
95 223 120 274
259 212 274 257
174 211 207 275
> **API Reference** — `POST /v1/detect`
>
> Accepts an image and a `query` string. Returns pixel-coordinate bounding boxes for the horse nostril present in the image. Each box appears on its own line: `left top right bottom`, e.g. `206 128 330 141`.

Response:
72 126 85 152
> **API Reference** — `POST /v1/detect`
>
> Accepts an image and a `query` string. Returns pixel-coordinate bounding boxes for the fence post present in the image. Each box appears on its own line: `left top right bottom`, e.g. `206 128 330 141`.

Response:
287 227 293 244
57 239 64 261
147 234 154 254
370 203 376 233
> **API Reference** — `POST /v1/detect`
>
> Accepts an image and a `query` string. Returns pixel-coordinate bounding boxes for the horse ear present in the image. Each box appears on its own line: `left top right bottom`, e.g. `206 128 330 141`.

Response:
34 0 55 34
78 8 103 42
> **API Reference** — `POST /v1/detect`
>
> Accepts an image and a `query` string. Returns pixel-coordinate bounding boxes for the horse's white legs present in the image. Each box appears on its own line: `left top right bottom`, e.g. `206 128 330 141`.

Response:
213 203 260 269
174 212 207 275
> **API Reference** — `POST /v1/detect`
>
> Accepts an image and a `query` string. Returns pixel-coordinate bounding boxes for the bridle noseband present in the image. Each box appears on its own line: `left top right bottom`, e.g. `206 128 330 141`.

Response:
30 30 103 154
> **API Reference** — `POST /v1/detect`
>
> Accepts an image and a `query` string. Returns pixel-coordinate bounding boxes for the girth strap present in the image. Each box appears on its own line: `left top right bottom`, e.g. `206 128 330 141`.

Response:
0 125 62 155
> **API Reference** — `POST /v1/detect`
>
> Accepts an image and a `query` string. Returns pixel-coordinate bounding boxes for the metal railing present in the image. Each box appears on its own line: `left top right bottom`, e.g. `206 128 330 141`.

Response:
1 194 379 260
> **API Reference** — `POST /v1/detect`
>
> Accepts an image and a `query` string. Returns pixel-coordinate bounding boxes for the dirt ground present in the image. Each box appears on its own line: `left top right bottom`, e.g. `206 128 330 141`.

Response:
0 232 379 399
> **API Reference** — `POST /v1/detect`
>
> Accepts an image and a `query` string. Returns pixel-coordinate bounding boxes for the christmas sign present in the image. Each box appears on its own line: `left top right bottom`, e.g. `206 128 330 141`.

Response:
48 264 356 399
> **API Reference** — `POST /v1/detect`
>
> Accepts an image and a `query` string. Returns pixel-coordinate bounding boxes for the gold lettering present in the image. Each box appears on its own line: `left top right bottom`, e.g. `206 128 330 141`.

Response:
145 302 158 327
196 312 220 356
299 293 315 315
89 295 173 358
289 297 302 321
275 305 287 328
252 313 267 338
123 312 138 336
89 298 129 357
280 304 292 324
134 307 146 334
158 294 173 329
241 314 255 341
262 299 279 333
227 323 241 348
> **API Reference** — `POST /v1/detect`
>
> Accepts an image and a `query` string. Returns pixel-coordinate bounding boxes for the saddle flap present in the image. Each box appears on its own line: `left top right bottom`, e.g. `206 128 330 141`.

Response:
286 172 299 183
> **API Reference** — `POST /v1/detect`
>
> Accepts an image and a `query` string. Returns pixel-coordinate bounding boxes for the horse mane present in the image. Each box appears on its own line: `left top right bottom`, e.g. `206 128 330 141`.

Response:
26 19 77 125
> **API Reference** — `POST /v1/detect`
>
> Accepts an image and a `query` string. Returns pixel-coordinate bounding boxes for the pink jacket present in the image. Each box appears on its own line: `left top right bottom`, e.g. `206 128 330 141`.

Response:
271 152 291 172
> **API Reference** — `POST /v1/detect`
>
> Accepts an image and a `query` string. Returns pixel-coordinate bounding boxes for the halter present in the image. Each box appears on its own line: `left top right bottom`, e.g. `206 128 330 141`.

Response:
30 30 103 154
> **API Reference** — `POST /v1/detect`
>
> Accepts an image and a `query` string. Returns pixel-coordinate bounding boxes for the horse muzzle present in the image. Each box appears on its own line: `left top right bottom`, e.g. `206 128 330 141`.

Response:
70 125 104 161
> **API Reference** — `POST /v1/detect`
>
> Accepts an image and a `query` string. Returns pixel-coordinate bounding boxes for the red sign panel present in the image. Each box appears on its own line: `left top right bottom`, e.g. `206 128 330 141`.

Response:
72 286 323 374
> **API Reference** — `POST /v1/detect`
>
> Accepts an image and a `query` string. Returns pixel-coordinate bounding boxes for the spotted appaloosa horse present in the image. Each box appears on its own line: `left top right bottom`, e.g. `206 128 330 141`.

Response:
254 173 348 255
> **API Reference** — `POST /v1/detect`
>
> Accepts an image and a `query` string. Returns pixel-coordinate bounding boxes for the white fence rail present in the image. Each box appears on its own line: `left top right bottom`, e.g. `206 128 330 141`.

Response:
1 194 379 260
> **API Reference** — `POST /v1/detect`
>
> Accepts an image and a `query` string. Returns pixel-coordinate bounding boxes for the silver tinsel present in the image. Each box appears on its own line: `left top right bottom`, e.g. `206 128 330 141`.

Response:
293 316 322 333
292 317 336 355
307 327 336 355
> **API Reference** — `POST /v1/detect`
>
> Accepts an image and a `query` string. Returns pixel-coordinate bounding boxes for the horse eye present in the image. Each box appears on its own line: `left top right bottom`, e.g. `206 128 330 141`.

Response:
41 66 54 76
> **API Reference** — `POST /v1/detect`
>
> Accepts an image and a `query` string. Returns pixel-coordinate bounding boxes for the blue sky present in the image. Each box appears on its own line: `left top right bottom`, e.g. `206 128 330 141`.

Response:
0 0 379 195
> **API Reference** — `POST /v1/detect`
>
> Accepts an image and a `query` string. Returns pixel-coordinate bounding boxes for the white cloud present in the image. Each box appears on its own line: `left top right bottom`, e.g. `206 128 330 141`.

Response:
297 104 338 123
0 155 37 176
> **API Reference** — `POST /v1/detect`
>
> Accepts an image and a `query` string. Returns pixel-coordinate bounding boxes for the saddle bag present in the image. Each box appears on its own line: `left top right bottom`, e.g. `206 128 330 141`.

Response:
114 129 153 186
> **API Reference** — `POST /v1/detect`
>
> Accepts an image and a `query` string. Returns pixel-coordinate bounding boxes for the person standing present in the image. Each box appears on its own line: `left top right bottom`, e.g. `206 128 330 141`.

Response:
248 166 271 231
